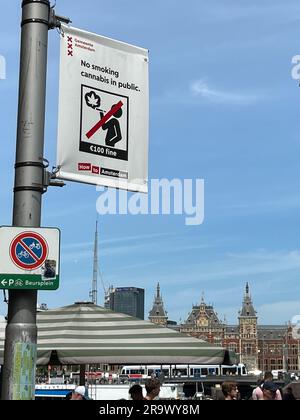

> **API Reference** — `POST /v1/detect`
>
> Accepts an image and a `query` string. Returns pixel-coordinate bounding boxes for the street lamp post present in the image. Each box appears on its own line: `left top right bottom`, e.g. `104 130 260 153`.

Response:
283 329 289 372
1 0 51 401
298 339 300 372
1 1 70 401
261 335 266 374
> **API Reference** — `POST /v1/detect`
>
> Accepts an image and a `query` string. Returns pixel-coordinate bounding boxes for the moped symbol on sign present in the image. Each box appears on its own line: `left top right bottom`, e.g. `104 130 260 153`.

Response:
10 232 48 271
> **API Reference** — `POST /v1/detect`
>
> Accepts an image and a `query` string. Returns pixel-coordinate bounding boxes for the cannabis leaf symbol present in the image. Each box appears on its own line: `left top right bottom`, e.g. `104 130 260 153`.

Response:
85 91 101 109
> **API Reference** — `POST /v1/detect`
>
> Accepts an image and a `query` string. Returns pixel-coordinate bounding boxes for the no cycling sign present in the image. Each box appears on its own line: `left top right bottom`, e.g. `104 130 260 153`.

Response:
0 227 60 290
10 232 48 271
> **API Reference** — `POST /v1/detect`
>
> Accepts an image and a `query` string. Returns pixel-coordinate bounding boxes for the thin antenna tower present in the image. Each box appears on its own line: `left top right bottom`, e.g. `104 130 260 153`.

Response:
90 220 98 304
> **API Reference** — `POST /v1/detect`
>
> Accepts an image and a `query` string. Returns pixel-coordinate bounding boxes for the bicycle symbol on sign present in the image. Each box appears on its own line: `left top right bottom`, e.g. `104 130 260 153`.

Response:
29 242 41 251
15 280 24 287
18 250 30 259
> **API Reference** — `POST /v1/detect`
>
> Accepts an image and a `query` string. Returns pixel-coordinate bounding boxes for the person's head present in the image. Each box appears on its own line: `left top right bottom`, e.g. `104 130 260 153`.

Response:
112 104 123 119
71 386 86 400
262 381 278 400
129 384 144 400
256 378 264 386
65 391 72 400
145 378 161 400
264 371 274 381
283 386 296 400
221 381 238 400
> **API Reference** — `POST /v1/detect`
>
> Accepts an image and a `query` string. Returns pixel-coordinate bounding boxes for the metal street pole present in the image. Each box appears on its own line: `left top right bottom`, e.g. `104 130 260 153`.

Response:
1 0 50 400
262 336 265 374
298 339 300 373
283 329 289 372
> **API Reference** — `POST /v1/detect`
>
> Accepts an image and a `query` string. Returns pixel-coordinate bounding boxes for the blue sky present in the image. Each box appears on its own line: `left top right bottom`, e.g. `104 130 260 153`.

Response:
1 0 300 324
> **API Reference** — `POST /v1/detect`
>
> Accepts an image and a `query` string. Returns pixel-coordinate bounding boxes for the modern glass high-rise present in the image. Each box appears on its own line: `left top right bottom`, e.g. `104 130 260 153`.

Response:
109 287 145 320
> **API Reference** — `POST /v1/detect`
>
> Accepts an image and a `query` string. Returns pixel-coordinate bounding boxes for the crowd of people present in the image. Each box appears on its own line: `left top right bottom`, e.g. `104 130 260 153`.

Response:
221 371 297 400
65 378 162 401
129 378 161 401
65 371 298 400
127 371 299 400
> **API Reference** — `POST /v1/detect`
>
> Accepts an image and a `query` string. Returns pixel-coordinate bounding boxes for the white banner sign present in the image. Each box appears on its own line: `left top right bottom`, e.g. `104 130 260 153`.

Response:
56 26 149 193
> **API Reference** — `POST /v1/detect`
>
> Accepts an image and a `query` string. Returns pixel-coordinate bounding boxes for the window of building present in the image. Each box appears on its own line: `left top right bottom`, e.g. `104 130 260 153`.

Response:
228 343 237 353
269 344 275 353
244 344 252 355
277 359 283 369
288 358 298 371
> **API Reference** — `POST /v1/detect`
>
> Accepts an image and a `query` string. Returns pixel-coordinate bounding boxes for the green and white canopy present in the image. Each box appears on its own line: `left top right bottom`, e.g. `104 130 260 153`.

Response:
0 303 236 365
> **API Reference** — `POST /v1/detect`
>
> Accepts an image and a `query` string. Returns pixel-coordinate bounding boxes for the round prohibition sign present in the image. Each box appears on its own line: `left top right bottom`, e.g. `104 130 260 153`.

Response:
10 232 49 271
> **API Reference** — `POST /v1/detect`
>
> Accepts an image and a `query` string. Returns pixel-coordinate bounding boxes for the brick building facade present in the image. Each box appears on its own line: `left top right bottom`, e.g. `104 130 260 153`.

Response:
149 283 300 372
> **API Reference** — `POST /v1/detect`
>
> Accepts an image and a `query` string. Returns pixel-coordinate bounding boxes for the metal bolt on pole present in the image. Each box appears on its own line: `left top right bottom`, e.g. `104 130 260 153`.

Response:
1 0 51 400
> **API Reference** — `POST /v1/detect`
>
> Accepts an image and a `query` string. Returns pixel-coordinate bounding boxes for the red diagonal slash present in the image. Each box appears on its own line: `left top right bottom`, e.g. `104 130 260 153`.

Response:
86 101 123 139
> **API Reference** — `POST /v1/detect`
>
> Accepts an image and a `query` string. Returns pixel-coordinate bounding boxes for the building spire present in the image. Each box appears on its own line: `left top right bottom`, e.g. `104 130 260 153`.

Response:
157 282 161 300
149 283 168 326
240 283 256 318
245 282 252 299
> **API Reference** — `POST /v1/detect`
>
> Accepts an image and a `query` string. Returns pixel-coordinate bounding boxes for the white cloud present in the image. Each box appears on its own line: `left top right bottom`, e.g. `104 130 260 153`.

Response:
61 233 214 263
134 248 300 323
44 204 93 220
101 232 175 245
142 249 300 289
223 195 300 214
63 232 174 252
225 249 300 275
160 286 300 325
257 300 300 325
209 249 300 279
191 80 263 105
206 3 300 21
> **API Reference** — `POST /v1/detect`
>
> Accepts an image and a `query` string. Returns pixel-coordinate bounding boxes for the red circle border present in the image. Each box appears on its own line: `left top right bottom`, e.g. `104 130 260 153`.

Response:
9 232 49 271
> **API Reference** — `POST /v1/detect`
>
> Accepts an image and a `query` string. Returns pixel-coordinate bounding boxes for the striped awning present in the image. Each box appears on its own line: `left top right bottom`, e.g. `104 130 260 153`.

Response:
0 303 236 365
